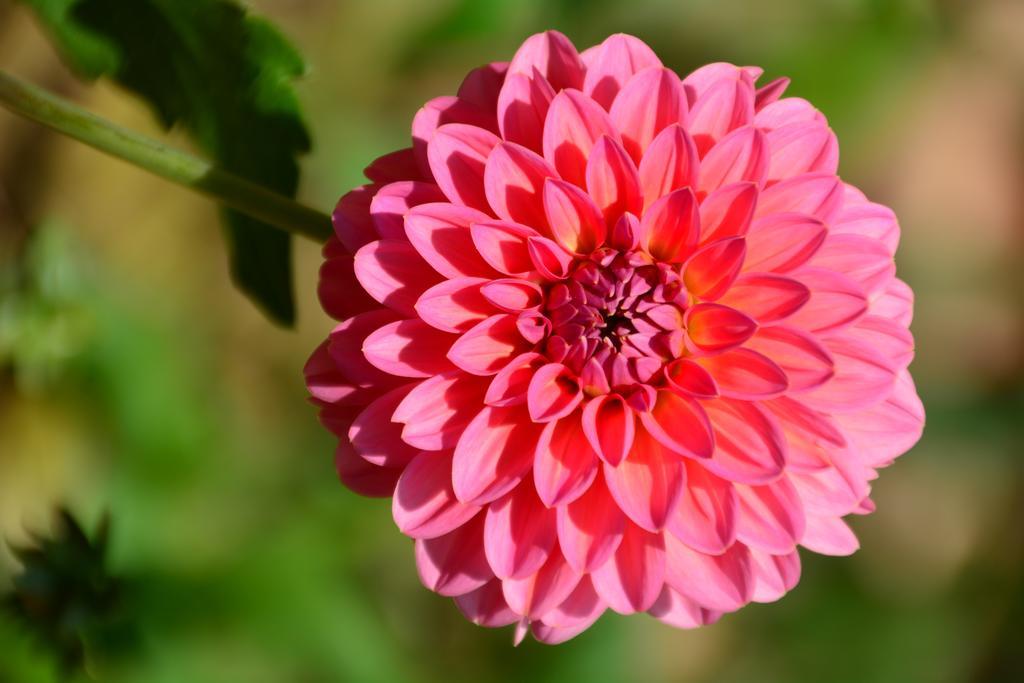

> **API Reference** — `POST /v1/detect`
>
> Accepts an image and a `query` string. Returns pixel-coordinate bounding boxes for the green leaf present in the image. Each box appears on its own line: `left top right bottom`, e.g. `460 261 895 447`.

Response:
21 0 312 325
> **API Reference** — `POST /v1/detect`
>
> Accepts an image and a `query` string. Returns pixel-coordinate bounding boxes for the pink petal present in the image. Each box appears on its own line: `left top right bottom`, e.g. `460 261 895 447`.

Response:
667 460 738 555
327 309 404 389
480 278 544 312
537 575 605 628
648 587 722 629
363 319 456 378
586 136 643 225
698 181 759 244
415 515 492 596
305 340 360 405
754 77 790 111
507 30 585 92
698 348 788 400
800 515 859 556
688 72 755 153
609 212 641 251
638 124 700 209
581 394 636 466
448 313 530 376
734 478 805 554
682 63 739 94
809 233 895 296
484 141 556 229
785 267 868 333
529 617 599 645
604 423 687 531
744 325 834 392
543 89 620 186
393 450 481 539
642 187 699 263
404 202 497 278
363 147 423 184
452 405 542 504
762 396 846 472
765 122 839 181
755 172 843 222
583 34 662 109
393 371 490 451
557 472 626 572
664 534 752 611
485 352 546 407
496 71 555 152
830 200 900 254
457 62 509 113
527 363 584 422
527 235 574 280
354 240 443 316
664 358 719 399
609 67 688 162
684 237 747 301
744 212 827 273
591 522 666 614
333 184 379 252
697 126 768 194
469 220 540 277
427 123 501 211
455 579 518 627
502 552 581 620
702 398 786 484
638 389 715 460
871 278 914 327
683 63 757 99
799 335 897 414
788 460 866 517
415 277 492 333
543 178 607 253
717 273 811 323
534 411 599 507
484 481 557 579
748 548 801 603
413 96 497 174
369 181 446 239
836 374 922 469
754 97 826 130
349 384 420 467
685 302 758 353
317 249 380 321
334 440 401 498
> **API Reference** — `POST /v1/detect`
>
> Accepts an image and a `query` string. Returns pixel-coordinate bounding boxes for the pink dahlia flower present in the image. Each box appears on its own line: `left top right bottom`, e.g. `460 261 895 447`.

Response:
306 31 924 644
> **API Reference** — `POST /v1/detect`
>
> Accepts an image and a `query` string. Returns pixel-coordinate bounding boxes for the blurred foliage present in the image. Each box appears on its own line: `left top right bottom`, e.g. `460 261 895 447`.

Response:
0 221 92 393
2 509 134 677
2 0 1023 681
19 0 312 325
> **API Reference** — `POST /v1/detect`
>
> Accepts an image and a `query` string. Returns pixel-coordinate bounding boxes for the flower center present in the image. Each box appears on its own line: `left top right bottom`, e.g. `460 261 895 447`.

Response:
542 247 689 390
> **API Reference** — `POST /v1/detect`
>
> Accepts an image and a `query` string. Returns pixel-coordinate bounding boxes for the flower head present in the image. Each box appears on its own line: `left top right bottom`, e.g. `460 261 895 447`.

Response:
306 31 923 644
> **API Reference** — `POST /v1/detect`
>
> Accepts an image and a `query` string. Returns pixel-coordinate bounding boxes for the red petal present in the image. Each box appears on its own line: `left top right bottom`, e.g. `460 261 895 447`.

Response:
604 423 686 531
609 67 688 162
484 141 556 229
638 124 700 209
638 389 715 459
393 450 481 539
581 394 636 466
427 123 501 211
586 136 643 225
684 237 747 301
642 187 699 263
543 177 606 253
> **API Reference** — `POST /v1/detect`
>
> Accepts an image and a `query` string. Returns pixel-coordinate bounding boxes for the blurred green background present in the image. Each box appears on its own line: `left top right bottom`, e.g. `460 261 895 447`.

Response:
1 0 1023 681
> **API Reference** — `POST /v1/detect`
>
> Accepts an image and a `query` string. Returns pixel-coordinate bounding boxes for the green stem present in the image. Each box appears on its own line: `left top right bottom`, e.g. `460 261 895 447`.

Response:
0 70 332 243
